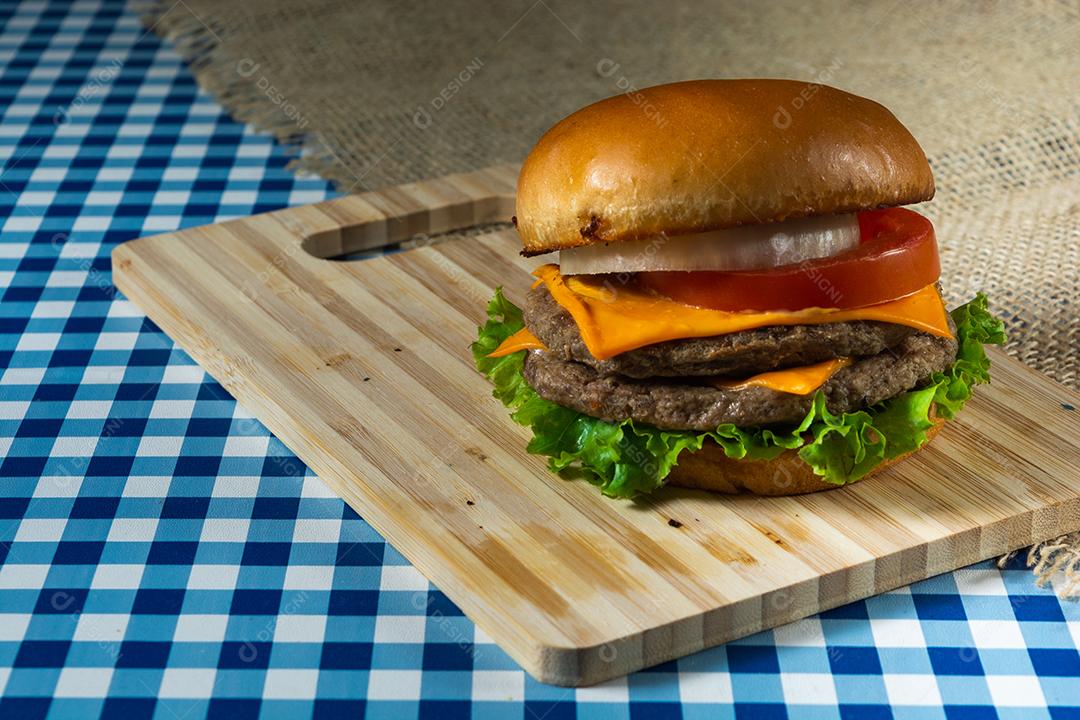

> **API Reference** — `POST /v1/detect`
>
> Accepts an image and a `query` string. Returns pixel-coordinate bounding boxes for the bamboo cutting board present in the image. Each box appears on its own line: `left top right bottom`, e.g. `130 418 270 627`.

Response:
112 165 1080 686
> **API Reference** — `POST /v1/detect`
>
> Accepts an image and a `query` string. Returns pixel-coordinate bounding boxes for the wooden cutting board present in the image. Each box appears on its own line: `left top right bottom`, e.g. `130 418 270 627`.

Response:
112 164 1080 687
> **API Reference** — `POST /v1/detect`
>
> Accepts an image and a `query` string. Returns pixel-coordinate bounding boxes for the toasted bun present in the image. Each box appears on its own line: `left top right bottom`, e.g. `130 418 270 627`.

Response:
516 79 934 256
667 412 945 496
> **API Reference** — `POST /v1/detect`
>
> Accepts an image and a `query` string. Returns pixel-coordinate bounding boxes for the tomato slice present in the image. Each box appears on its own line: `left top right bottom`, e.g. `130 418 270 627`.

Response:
635 208 940 312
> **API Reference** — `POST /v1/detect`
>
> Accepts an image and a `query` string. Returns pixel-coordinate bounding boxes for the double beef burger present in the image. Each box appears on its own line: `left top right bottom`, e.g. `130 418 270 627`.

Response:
474 79 1004 498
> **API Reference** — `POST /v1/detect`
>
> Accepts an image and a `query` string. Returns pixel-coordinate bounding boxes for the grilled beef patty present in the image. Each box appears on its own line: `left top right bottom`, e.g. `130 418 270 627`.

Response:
525 284 919 379
522 330 958 430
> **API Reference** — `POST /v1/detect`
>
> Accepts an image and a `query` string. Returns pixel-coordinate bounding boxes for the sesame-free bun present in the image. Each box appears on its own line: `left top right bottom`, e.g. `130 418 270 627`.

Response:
516 79 934 256
666 411 945 496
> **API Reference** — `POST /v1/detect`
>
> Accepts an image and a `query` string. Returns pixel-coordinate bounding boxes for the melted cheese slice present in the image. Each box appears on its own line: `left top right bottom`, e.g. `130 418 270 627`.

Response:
707 357 852 395
531 264 953 360
488 327 545 358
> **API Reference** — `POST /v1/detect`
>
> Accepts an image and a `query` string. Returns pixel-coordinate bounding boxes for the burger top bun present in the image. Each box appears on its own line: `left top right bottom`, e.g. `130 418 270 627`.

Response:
515 79 934 256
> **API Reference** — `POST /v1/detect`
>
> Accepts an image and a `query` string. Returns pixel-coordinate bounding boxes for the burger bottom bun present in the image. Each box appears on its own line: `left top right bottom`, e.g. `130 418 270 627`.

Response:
667 412 945 496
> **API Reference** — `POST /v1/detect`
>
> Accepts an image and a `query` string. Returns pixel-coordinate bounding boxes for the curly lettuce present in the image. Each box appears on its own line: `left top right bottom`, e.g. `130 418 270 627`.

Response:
472 289 1005 498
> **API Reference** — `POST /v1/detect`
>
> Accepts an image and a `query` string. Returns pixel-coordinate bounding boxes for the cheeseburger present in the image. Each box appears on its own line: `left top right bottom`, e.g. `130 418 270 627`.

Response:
473 79 1004 498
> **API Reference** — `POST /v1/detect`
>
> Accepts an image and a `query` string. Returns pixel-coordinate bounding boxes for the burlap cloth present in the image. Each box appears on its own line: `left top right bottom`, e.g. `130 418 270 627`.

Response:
137 0 1080 591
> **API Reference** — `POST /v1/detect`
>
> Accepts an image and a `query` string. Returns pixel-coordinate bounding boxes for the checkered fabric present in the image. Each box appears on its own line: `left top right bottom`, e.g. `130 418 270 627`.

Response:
0 1 1078 718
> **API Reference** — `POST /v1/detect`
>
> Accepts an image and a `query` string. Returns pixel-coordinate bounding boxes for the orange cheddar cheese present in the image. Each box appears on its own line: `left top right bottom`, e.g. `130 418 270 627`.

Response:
488 327 546 358
707 357 852 395
531 264 952 360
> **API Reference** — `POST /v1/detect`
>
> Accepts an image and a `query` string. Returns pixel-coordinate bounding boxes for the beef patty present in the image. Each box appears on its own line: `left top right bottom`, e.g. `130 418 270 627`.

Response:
523 330 958 430
525 284 918 378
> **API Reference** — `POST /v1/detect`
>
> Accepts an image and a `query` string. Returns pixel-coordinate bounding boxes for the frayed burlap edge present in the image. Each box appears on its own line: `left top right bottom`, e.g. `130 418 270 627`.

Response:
131 0 1080 597
1000 534 1080 599
130 0 360 190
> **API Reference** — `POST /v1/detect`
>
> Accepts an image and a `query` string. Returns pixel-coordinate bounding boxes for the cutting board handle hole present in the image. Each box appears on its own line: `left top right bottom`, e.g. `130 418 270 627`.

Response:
309 221 516 262
299 165 519 261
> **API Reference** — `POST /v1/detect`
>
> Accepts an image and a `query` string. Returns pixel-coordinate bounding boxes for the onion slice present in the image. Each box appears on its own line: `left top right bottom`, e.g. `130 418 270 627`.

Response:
559 214 861 275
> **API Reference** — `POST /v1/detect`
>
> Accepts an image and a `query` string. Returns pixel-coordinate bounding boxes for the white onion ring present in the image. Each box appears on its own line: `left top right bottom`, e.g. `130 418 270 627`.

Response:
559 214 861 275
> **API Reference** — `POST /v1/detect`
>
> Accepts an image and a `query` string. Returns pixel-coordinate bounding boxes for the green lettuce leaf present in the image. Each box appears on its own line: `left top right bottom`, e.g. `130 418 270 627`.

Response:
472 288 1005 498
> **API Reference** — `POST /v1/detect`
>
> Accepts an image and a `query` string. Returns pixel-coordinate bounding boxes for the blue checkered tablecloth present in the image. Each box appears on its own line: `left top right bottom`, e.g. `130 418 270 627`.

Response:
0 1 1078 718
